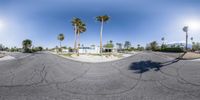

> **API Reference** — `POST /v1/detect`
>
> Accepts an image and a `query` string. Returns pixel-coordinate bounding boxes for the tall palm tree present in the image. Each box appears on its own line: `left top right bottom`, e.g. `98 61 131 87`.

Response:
76 22 86 56
190 37 193 41
161 37 165 44
22 39 32 53
71 17 81 53
191 37 193 43
191 37 195 46
96 15 110 55
137 44 140 49
183 26 188 51
57 33 65 52
124 41 131 50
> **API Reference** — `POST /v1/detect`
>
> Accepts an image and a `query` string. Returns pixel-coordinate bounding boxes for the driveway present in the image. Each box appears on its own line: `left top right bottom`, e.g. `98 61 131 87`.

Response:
0 52 200 100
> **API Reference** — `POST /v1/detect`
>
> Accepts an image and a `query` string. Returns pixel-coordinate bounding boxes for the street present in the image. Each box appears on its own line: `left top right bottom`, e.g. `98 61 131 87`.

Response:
0 52 200 100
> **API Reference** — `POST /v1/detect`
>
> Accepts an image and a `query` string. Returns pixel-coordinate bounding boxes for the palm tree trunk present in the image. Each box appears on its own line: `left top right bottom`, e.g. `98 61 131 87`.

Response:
74 24 77 53
60 41 61 48
162 40 164 45
60 41 62 53
100 20 104 55
186 32 188 52
77 31 80 56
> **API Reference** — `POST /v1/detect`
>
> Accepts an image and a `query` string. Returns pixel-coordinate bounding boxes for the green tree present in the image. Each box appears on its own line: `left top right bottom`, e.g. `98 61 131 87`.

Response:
38 46 43 51
0 44 4 51
149 41 158 51
124 41 131 50
22 39 32 53
192 42 200 51
161 44 167 50
116 43 122 52
137 44 140 50
139 47 145 51
104 40 114 48
96 15 110 55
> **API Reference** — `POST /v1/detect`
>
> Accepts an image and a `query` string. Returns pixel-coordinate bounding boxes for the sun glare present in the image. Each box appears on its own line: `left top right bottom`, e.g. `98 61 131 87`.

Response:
184 19 200 32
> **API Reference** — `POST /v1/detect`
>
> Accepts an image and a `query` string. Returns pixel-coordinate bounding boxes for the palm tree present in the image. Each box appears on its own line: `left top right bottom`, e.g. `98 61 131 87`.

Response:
124 41 131 50
161 37 165 44
150 41 158 51
96 15 110 55
57 33 65 52
191 37 195 48
22 39 32 53
137 44 140 49
190 37 193 41
183 26 188 51
76 21 86 56
191 37 194 44
71 17 81 53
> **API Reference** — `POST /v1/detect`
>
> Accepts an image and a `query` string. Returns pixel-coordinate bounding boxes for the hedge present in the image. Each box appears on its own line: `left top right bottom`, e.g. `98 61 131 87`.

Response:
160 47 184 52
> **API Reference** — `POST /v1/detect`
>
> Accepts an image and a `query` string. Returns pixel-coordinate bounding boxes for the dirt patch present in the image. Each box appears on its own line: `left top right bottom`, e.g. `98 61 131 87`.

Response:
182 52 200 60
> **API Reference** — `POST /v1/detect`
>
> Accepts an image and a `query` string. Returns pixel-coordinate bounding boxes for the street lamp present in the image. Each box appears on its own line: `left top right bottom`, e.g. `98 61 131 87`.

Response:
183 26 188 52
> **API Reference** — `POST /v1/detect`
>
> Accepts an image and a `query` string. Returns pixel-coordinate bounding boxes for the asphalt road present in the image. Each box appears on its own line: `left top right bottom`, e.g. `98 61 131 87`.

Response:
0 52 200 100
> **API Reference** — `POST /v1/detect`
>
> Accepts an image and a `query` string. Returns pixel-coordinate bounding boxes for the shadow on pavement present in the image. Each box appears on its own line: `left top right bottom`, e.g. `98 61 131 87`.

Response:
129 58 180 73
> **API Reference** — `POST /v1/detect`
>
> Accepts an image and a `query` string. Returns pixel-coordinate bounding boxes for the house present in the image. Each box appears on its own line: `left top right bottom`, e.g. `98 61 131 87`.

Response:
62 48 69 53
53 47 69 53
103 47 117 53
79 45 100 54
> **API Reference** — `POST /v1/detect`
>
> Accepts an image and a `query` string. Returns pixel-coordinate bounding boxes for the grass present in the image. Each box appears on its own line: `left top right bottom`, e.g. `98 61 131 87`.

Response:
62 53 72 57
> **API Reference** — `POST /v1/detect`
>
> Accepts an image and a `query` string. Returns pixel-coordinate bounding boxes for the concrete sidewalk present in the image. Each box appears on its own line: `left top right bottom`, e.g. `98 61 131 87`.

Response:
52 52 135 63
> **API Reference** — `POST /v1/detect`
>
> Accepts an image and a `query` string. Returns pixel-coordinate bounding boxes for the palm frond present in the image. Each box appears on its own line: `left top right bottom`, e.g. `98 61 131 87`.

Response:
57 33 65 41
71 17 81 26
96 15 110 22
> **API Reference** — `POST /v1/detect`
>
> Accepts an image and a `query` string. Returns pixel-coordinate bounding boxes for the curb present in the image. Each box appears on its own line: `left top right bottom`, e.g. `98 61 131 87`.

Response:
178 57 200 60
49 52 138 63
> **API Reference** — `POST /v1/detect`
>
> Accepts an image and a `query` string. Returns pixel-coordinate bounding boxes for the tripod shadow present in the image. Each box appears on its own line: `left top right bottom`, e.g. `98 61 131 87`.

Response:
129 53 185 73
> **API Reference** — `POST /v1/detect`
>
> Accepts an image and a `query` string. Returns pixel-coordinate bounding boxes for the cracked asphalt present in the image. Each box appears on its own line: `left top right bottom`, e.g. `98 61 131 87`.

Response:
0 52 200 100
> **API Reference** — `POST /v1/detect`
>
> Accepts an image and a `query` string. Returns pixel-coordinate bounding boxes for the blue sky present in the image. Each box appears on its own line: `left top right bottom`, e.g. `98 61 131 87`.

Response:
0 0 200 48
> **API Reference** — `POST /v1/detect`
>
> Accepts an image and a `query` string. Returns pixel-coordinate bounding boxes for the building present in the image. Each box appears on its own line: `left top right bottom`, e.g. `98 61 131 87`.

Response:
53 48 69 53
79 45 100 54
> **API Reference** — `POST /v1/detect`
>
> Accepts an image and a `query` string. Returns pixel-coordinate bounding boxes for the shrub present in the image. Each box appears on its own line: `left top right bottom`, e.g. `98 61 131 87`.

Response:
161 47 183 52
146 41 159 51
192 42 200 51
23 48 32 53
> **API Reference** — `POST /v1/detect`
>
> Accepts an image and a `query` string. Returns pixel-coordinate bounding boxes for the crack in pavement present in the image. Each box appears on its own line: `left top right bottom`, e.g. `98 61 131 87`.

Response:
0 52 200 100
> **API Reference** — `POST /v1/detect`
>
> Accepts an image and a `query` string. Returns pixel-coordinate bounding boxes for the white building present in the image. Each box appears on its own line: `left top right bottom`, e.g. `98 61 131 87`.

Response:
79 45 100 54
54 48 69 53
62 49 69 53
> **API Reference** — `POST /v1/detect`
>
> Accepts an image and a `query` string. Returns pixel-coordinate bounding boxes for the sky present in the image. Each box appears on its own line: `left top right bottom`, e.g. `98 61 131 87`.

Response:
0 0 200 48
